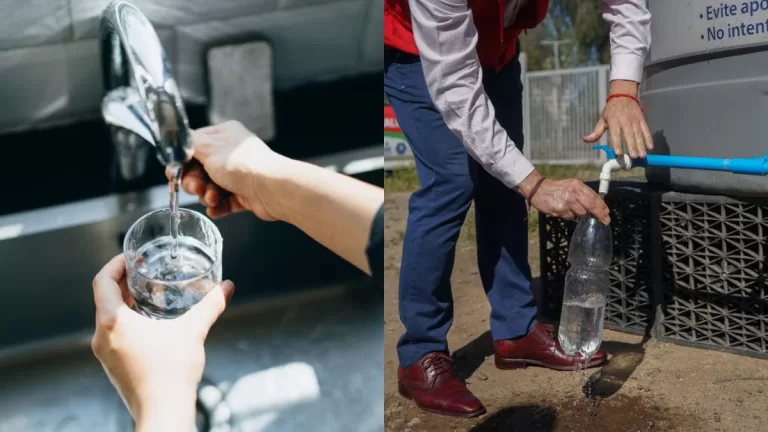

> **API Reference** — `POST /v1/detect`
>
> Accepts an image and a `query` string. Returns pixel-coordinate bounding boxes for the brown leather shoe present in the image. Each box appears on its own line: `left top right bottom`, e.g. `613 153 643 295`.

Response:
397 352 486 418
493 322 607 371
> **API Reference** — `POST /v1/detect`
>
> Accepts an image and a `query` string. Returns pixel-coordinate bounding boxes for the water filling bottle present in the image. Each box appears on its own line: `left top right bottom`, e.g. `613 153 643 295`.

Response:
557 214 613 364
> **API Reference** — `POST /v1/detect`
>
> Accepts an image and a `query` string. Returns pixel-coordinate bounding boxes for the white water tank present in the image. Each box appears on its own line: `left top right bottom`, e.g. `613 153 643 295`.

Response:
643 0 768 196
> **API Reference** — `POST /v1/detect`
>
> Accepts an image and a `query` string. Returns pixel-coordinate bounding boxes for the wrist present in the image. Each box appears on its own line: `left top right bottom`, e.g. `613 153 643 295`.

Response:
609 80 639 97
247 153 300 224
134 392 197 432
516 170 544 198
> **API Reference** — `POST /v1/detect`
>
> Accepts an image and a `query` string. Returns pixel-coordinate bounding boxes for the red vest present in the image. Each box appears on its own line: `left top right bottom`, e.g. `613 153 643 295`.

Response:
384 0 548 71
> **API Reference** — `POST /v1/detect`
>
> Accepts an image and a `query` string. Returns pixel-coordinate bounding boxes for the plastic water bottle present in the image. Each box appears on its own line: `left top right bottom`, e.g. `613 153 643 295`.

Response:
557 214 612 366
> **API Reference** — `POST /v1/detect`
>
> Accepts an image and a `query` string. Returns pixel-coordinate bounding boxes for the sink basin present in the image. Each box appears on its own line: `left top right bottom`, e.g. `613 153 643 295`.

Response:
0 285 383 432
0 147 383 431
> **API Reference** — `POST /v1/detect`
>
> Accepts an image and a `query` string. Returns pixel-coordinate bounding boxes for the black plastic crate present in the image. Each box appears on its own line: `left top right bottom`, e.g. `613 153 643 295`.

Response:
655 192 768 359
539 179 658 335
538 215 575 321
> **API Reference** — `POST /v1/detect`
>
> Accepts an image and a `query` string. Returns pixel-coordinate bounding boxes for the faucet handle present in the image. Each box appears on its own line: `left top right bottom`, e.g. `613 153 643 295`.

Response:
592 145 616 159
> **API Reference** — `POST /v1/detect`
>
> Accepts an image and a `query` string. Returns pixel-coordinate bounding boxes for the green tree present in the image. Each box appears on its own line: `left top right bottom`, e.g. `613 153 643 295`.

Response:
569 0 610 64
520 26 549 70
520 0 610 70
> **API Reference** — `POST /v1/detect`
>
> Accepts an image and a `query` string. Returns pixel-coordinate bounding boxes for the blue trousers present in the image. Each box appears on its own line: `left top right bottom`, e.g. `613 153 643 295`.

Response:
384 49 537 367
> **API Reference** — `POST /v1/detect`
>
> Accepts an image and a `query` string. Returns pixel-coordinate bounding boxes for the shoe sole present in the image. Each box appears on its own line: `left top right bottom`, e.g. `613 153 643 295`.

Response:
494 355 607 371
397 382 487 418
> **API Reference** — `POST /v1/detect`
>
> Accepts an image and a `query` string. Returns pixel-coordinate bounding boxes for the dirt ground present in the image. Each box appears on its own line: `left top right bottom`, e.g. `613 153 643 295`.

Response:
384 192 768 432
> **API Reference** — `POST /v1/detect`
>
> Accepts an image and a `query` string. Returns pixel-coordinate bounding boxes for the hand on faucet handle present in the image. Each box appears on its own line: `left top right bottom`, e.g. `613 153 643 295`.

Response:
166 121 288 222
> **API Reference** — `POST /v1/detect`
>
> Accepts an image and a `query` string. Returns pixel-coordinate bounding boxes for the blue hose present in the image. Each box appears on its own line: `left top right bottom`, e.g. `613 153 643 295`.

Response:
592 145 768 176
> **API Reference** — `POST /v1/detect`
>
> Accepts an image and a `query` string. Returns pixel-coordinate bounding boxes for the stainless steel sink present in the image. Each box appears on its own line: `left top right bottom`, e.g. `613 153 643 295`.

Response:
0 285 382 432
0 147 383 431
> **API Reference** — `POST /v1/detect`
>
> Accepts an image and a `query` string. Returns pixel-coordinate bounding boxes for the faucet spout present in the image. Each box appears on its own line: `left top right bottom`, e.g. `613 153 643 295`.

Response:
598 153 633 195
99 0 192 178
102 86 155 146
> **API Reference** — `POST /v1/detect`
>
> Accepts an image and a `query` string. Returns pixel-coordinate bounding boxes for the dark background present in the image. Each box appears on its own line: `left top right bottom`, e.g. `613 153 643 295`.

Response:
0 72 383 216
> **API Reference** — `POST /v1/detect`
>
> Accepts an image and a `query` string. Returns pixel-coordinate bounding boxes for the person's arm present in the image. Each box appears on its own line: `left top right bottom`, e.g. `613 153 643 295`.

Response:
408 0 610 223
408 0 535 191
270 159 383 275
177 122 384 275
584 0 653 158
366 204 384 286
135 400 196 432
602 0 652 92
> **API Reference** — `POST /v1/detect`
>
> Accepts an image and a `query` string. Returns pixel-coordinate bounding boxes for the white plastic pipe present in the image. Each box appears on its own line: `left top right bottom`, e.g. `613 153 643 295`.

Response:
598 154 633 195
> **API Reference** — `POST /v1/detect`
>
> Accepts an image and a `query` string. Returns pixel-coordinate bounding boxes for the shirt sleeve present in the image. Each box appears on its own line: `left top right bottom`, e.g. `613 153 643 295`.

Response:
366 203 383 288
601 0 652 83
408 0 535 189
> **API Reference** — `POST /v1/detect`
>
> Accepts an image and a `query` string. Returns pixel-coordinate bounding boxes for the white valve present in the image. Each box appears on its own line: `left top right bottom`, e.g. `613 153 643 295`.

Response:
598 154 633 195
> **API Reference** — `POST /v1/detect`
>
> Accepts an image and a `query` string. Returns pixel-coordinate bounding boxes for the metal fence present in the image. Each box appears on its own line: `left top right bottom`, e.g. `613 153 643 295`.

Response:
384 54 611 169
523 63 610 165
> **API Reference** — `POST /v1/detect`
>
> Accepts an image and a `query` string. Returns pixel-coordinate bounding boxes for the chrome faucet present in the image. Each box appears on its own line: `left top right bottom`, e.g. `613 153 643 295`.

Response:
100 0 192 181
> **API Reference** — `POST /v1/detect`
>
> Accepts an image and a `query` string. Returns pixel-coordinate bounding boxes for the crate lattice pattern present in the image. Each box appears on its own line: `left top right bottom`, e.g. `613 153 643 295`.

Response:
658 200 768 355
540 216 575 319
540 195 654 333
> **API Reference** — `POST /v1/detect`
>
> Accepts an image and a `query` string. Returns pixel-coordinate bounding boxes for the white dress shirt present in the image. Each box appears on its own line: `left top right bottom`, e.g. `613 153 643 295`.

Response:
408 0 651 189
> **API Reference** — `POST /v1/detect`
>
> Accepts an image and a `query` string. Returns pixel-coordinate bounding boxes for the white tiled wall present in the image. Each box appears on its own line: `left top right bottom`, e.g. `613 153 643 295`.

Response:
0 0 71 51
0 0 383 133
177 0 370 100
360 0 383 71
70 0 282 39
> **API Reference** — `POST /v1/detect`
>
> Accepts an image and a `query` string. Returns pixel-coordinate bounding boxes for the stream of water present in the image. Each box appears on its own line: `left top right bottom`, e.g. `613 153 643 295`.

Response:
169 166 182 259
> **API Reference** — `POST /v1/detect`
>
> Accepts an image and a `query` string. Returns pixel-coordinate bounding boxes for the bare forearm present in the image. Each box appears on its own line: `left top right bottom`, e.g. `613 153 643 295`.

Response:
610 80 639 96
134 395 196 432
268 158 383 274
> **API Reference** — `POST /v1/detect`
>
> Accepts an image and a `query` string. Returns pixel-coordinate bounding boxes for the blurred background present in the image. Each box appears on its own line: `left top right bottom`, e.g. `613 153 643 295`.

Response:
0 0 383 431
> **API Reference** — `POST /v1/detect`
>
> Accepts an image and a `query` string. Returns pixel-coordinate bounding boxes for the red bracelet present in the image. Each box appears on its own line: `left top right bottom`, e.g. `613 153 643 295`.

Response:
607 93 643 111
526 177 547 210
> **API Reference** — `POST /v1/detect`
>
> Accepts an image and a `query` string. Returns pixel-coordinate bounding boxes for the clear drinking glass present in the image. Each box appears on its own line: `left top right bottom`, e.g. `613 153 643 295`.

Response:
123 208 223 319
